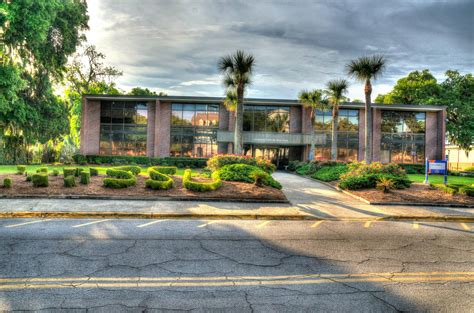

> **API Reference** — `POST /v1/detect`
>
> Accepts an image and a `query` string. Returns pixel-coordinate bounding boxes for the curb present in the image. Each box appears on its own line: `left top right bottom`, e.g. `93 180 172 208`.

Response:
288 172 474 208
1 211 473 222
0 194 289 204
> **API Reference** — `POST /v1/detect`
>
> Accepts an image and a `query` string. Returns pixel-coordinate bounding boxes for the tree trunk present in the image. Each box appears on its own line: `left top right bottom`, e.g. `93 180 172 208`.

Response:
234 85 244 155
331 104 339 161
365 80 373 163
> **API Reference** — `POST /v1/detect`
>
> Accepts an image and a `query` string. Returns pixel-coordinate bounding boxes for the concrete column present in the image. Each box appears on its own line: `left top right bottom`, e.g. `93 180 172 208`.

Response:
218 104 230 154
289 106 302 133
358 108 365 161
80 98 100 155
372 108 382 162
425 112 438 160
146 101 156 157
154 100 171 157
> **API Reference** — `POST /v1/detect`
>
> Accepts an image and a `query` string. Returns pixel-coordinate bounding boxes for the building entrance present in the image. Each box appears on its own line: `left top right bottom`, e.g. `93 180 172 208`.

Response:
244 145 303 169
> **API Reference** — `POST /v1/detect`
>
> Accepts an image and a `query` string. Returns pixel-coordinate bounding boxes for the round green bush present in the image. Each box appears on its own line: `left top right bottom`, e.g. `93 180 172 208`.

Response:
63 168 76 178
75 168 84 177
3 177 12 188
64 175 76 187
17 165 26 175
36 167 48 174
52 170 59 176
103 169 137 188
89 168 99 176
182 169 222 192
217 164 281 189
32 173 49 187
80 172 90 185
26 174 32 182
207 155 275 173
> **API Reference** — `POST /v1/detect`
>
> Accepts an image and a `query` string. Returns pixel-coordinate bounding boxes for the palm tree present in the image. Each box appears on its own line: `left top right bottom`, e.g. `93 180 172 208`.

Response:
298 89 327 161
218 50 255 155
326 79 349 161
346 55 386 162
223 90 237 112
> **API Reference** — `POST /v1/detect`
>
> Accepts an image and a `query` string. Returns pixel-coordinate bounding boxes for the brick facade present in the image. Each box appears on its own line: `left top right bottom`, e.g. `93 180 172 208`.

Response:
358 108 366 161
146 101 156 157
425 111 439 160
80 99 100 155
154 101 171 157
371 108 382 162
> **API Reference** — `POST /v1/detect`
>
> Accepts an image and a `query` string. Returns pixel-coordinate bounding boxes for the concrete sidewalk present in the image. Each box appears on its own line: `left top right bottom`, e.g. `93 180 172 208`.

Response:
0 172 472 221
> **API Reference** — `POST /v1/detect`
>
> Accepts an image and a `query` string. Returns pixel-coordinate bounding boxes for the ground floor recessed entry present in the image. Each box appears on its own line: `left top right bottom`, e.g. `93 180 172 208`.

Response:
243 145 303 169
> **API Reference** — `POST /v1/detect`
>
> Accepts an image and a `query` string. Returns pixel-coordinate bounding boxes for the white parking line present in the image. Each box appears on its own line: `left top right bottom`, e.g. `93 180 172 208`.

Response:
413 222 419 229
5 219 51 228
460 223 471 231
364 221 373 228
310 221 324 228
256 221 270 228
137 220 166 228
197 221 219 228
72 219 112 228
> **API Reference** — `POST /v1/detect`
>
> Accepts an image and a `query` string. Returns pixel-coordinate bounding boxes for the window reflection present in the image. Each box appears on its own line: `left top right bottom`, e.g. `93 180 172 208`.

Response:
243 105 290 132
99 101 148 156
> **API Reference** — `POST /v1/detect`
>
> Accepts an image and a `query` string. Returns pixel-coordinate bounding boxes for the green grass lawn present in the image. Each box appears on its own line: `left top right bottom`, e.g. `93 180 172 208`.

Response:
408 174 474 185
0 165 186 176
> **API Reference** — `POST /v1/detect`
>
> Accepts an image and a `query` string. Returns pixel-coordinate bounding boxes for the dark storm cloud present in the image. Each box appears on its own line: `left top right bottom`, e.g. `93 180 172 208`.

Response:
87 0 473 99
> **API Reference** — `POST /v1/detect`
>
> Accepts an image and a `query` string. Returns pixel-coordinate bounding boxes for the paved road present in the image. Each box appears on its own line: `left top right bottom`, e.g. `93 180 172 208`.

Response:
0 218 473 312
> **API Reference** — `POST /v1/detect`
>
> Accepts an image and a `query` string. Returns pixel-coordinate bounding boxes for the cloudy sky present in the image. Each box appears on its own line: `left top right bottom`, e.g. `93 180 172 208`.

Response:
86 0 473 100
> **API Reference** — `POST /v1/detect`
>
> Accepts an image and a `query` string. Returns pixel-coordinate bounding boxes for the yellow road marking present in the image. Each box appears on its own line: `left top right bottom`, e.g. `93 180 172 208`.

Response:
256 221 270 228
311 221 324 228
413 222 419 229
137 220 166 228
460 223 471 231
72 219 111 228
364 221 373 228
197 221 218 228
5 219 51 228
0 272 472 290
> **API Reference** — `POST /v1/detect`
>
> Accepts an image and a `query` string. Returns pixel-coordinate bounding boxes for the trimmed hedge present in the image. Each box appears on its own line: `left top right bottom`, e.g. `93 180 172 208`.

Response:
52 169 59 176
114 166 141 175
207 155 276 173
182 169 222 192
73 154 208 168
459 186 474 197
217 164 282 189
64 175 76 187
32 173 49 187
75 168 83 177
311 164 348 182
90 168 99 176
339 162 411 190
145 168 174 190
3 177 12 188
17 165 26 175
80 172 90 185
63 167 77 178
26 175 32 182
103 169 137 188
149 166 177 175
36 167 48 173
399 164 425 174
430 183 457 195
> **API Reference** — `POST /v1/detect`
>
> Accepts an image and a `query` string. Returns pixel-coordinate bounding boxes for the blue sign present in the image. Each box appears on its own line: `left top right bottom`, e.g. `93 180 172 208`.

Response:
424 157 448 185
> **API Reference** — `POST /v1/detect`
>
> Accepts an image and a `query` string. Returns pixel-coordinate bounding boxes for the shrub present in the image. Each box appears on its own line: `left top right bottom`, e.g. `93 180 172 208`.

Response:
464 166 474 172
3 177 12 188
376 177 394 193
74 154 208 168
64 175 76 187
149 166 177 175
75 168 84 177
114 166 141 175
430 183 457 195
217 164 282 189
32 174 49 187
90 168 99 176
251 171 267 187
63 168 77 177
26 174 32 182
80 172 90 185
399 164 425 174
207 154 275 173
36 167 48 174
296 162 321 176
17 165 26 175
103 169 137 188
339 161 411 190
182 169 222 192
311 164 348 182
459 186 474 197
145 167 174 190
52 170 59 176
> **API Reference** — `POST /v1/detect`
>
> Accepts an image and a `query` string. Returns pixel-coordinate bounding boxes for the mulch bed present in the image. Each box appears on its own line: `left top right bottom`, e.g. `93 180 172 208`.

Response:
0 174 287 202
347 183 474 206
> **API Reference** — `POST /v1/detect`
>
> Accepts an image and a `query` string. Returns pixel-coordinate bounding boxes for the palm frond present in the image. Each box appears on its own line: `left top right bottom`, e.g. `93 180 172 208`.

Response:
326 79 349 104
223 90 237 111
218 55 234 73
346 54 386 82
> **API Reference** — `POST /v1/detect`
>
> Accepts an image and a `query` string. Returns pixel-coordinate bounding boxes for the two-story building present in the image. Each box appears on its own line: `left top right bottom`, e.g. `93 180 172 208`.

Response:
80 94 446 168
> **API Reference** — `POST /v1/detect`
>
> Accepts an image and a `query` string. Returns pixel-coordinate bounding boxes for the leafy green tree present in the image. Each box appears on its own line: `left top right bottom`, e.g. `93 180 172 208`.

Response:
351 99 363 103
298 89 327 160
346 55 386 162
218 50 255 155
326 79 349 160
0 0 88 163
128 87 167 96
385 70 440 104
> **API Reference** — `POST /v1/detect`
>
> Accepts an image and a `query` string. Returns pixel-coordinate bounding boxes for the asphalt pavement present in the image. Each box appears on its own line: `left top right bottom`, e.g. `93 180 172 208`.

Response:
0 218 473 312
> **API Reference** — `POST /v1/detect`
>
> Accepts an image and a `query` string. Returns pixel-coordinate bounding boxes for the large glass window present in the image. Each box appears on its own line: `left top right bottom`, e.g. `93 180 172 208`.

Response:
380 111 425 164
243 105 290 132
99 101 147 155
170 103 219 157
313 109 359 161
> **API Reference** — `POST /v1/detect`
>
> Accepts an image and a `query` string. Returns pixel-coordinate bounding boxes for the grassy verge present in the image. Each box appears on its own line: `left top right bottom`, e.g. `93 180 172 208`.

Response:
0 165 186 176
408 174 474 185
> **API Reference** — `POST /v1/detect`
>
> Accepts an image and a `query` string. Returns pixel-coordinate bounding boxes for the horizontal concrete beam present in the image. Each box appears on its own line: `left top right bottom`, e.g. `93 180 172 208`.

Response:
217 131 326 146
